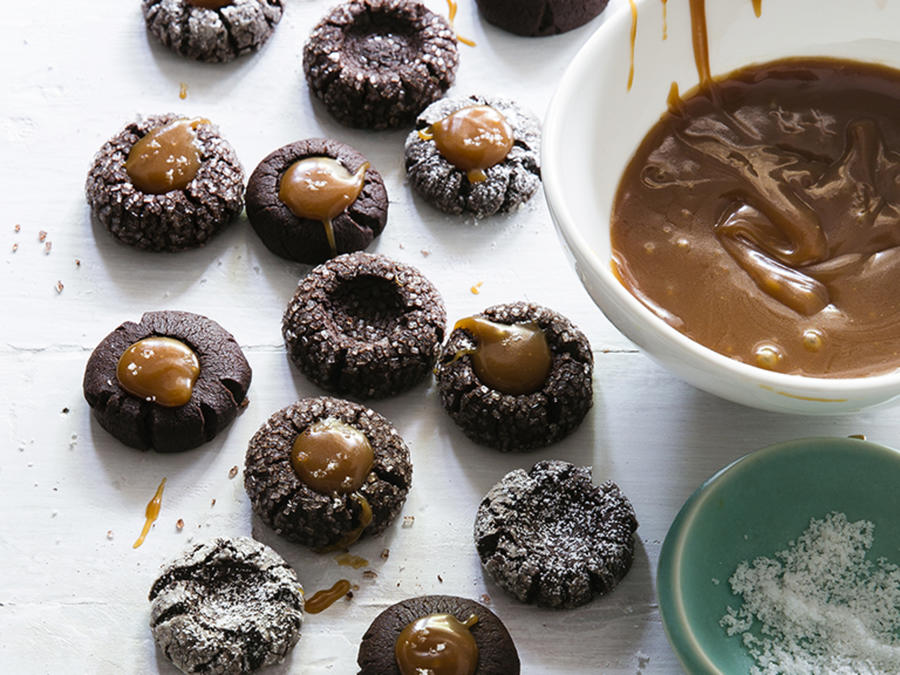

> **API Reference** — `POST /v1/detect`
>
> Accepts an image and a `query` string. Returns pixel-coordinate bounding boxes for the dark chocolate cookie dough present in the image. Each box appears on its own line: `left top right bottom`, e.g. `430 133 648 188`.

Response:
83 310 251 452
435 302 592 451
244 397 412 549
246 138 388 264
149 537 303 675
283 252 446 399
405 95 542 217
142 0 284 63
303 0 459 129
475 460 638 609
476 0 609 36
85 114 244 251
357 595 520 674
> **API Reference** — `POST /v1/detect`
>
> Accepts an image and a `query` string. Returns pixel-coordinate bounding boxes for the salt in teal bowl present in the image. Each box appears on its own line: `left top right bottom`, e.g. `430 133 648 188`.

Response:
657 437 900 674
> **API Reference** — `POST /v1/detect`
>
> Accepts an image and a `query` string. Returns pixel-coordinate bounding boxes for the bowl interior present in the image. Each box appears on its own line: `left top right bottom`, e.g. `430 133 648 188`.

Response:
657 437 900 674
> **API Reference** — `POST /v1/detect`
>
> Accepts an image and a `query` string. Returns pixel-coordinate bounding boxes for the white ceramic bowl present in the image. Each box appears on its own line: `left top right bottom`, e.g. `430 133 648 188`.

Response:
544 0 900 414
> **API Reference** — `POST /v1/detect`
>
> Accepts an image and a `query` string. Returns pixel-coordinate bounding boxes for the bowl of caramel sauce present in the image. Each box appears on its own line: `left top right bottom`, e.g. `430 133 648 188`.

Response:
544 0 900 413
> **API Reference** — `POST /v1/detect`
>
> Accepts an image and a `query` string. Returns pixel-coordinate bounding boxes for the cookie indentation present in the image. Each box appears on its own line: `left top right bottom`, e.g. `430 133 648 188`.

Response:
474 460 638 609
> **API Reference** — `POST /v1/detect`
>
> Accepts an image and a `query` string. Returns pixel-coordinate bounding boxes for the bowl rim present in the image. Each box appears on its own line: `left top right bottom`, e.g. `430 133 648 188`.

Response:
542 0 900 398
655 436 900 674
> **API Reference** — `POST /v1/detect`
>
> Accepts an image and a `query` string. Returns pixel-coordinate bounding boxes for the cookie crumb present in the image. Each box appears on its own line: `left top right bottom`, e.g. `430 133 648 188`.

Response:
55 280 64 294
74 258 81 267
44 241 52 254
179 82 188 99
480 593 491 604
176 519 184 531
11 243 18 253
421 249 431 257
61 407 69 414
38 230 47 242
106 530 114 540
437 574 443 583
381 548 390 560
363 570 377 580
470 281 483 294
14 224 20 233
210 498 216 507
402 515 415 528
228 465 239 479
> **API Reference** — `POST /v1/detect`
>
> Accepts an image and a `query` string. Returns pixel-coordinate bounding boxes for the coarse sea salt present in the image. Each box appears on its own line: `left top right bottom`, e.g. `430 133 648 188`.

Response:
721 512 900 674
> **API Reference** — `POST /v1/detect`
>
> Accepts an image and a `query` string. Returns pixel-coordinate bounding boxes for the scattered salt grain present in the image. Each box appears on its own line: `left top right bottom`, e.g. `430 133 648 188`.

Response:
721 512 900 674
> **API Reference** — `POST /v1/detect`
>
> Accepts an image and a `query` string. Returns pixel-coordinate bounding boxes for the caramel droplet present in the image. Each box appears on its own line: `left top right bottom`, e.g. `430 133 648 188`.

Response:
421 106 514 183
802 328 824 352
291 417 374 495
278 157 368 256
125 118 208 194
395 613 479 675
116 337 200 407
305 579 351 614
754 343 785 370
453 316 552 394
133 477 166 549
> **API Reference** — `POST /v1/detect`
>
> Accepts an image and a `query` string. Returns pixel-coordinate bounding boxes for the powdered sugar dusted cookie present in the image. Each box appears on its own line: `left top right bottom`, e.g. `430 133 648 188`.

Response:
405 95 541 217
149 537 303 674
475 460 638 608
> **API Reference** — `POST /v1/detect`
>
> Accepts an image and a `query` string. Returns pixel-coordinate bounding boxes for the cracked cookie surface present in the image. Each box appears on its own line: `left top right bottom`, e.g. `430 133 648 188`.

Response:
282 252 446 399
83 310 251 452
142 0 284 63
244 397 412 549
149 536 303 674
405 95 542 217
245 138 388 264
474 460 638 608
303 0 459 129
435 302 592 451
85 113 244 252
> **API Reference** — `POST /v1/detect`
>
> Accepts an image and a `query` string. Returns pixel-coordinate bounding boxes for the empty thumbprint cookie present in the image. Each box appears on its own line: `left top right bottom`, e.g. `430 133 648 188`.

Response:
244 397 412 550
405 95 542 217
142 0 284 63
434 302 592 451
283 252 446 399
357 595 520 674
149 537 303 675
475 460 638 609
303 0 459 129
85 114 244 251
83 310 251 452
246 139 388 264
476 0 610 37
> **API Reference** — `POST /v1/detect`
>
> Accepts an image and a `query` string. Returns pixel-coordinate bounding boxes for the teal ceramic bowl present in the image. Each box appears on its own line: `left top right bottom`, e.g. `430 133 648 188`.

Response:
657 437 900 674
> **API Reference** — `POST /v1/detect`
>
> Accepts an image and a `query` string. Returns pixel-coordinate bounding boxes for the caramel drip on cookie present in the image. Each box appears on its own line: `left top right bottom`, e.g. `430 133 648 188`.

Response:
304 579 352 614
330 493 373 550
125 118 208 194
395 613 479 675
187 0 233 8
418 106 514 184
116 337 200 408
278 157 368 257
133 477 166 549
453 316 552 395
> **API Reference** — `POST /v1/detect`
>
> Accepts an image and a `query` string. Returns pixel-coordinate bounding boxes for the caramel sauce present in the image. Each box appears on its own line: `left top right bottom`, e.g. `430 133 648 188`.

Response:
419 106 514 184
335 553 369 569
291 417 374 495
453 316 552 394
395 613 479 675
627 0 638 91
187 0 233 8
304 579 351 614
687 0 712 90
446 0 476 47
133 478 166 549
327 493 373 550
661 0 668 40
752 0 762 18
116 337 200 407
125 118 207 194
278 157 368 257
611 54 900 376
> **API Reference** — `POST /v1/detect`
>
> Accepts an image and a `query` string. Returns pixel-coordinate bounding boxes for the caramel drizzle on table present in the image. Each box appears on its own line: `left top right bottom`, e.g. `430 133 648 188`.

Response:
627 0 638 90
305 579 352 614
446 0 476 47
133 477 166 549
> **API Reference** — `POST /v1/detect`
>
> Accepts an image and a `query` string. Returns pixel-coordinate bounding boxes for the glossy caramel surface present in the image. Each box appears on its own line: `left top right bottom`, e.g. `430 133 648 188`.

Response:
116 337 200 407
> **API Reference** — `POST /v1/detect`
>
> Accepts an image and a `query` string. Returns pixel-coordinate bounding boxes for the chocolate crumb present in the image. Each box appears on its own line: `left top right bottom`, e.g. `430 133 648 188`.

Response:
55 281 63 294
421 249 431 257
74 258 81 267
480 593 491 604
38 230 47 242
176 519 184 531
210 499 216 507
437 574 443 583
381 548 390 560
11 243 18 253
14 224 20 233
346 591 354 600
402 516 415 528
61 407 69 414
228 465 239 479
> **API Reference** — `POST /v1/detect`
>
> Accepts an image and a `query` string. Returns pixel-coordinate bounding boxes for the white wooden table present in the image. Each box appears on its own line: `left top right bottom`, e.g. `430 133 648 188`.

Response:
2 1 896 672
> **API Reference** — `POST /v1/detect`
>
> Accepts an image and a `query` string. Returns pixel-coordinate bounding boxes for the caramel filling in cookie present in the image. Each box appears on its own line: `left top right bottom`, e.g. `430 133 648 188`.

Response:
116 337 200 407
395 613 479 675
278 157 369 256
453 317 551 394
125 118 208 194
291 417 374 494
187 0 233 8
419 106 514 183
